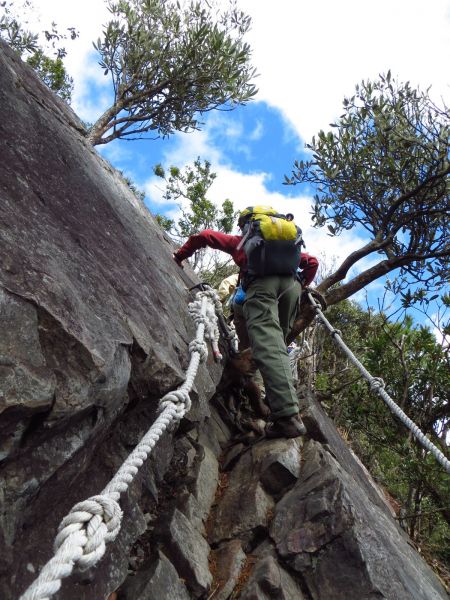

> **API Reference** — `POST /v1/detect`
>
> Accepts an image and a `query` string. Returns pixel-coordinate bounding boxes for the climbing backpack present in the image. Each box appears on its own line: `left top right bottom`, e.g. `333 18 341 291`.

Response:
237 205 304 285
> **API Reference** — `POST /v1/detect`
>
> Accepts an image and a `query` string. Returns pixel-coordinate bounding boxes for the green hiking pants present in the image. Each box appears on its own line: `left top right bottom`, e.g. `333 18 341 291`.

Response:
243 275 301 419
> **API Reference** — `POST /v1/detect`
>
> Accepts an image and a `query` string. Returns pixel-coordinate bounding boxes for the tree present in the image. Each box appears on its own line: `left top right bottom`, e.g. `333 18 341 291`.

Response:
285 75 450 571
0 1 77 101
286 73 449 338
87 0 257 145
154 157 238 275
25 49 73 101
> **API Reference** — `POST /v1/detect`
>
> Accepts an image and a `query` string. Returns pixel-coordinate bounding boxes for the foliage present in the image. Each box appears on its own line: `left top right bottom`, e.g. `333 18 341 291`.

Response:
26 50 73 100
310 299 450 565
117 170 146 202
155 213 174 231
0 0 77 100
391 282 450 341
0 0 37 52
154 157 237 273
285 73 449 317
87 0 257 145
199 261 238 291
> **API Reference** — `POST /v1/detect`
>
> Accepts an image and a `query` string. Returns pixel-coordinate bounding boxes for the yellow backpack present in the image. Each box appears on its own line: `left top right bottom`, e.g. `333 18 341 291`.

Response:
237 205 304 282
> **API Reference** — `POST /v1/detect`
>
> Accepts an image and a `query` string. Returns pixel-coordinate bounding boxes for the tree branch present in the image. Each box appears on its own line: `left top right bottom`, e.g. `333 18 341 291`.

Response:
289 248 450 340
381 164 450 229
317 236 394 292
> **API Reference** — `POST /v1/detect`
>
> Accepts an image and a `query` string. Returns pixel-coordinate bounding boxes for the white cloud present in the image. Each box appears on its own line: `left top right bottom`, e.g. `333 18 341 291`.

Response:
433 326 450 348
98 139 136 165
31 0 111 119
249 120 264 141
160 128 224 168
239 0 450 141
143 176 167 206
223 121 244 139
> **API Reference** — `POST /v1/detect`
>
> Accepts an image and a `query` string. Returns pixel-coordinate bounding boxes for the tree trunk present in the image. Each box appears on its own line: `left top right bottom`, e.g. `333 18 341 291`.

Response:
87 101 124 146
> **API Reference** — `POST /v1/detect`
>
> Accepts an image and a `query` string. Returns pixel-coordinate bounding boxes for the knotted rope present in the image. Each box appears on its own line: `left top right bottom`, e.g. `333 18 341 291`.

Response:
20 288 222 600
307 291 450 474
194 284 239 358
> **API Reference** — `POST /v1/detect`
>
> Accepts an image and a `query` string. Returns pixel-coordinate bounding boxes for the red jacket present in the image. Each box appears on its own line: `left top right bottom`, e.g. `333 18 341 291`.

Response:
175 230 319 286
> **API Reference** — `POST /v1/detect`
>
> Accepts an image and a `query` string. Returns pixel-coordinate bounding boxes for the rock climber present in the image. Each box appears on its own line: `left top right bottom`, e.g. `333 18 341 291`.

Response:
173 210 320 439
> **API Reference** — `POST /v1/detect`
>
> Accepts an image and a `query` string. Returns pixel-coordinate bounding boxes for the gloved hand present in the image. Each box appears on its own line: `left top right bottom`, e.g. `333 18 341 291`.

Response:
303 287 327 311
173 252 184 269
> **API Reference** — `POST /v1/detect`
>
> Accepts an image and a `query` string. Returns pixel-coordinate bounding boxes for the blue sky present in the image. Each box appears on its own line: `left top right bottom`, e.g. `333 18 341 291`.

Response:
100 102 310 212
24 0 450 333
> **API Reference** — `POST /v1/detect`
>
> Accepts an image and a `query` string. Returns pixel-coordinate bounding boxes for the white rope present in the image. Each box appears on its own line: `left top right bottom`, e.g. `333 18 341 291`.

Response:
288 344 301 382
19 289 222 600
307 292 450 474
288 341 311 382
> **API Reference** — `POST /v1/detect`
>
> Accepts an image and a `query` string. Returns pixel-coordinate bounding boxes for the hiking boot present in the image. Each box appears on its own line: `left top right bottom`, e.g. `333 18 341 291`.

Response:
265 415 307 439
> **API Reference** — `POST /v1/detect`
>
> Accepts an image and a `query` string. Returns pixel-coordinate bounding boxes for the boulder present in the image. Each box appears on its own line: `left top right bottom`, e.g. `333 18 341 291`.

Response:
121 550 191 600
239 554 306 600
158 508 212 597
271 439 448 600
210 539 247 600
208 448 275 547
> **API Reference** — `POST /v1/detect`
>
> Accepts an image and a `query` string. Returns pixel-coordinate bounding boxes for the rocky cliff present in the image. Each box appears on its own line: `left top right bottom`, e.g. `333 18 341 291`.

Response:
0 40 448 600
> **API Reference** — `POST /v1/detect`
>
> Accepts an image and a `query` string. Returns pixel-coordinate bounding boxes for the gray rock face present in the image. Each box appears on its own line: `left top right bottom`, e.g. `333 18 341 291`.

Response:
0 40 221 599
210 540 247 600
0 39 447 600
160 508 212 596
121 550 191 600
253 438 302 495
271 439 448 600
239 554 306 600
208 444 276 547
192 444 219 525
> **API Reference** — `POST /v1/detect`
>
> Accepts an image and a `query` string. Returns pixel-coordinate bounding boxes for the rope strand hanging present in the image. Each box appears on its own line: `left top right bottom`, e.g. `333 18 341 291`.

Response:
307 291 450 475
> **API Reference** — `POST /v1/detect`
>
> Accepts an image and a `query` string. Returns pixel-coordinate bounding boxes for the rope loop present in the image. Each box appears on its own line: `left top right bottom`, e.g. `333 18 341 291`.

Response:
370 377 385 391
188 297 208 322
331 329 342 338
189 310 208 328
189 339 208 362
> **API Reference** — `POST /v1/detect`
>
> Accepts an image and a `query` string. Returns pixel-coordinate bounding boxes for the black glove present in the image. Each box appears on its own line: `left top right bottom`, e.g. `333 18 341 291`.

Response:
303 287 327 311
173 252 184 269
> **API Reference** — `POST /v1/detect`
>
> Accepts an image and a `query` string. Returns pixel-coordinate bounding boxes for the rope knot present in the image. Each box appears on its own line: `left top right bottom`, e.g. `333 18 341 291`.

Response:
370 377 385 391
191 312 208 328
159 388 192 415
188 300 207 325
189 339 208 362
331 329 342 338
55 495 122 571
